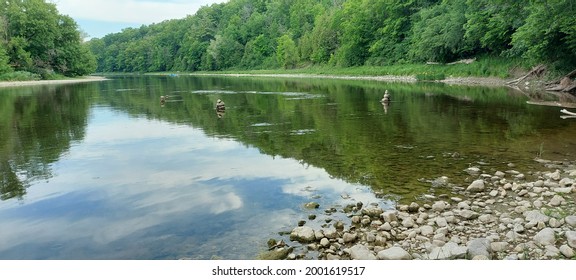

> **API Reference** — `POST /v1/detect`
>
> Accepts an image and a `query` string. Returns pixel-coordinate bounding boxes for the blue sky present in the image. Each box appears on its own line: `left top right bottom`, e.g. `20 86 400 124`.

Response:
54 0 229 40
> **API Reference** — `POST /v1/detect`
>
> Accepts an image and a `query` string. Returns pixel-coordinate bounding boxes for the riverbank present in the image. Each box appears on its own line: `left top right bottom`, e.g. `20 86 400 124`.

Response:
181 72 511 87
0 76 108 88
267 157 576 260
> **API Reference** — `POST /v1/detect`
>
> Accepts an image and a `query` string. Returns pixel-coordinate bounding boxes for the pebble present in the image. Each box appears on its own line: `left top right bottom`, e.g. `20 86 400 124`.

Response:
280 159 576 260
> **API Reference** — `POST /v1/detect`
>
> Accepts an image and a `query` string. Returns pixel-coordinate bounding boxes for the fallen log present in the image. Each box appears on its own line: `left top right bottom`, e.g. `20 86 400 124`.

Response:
561 109 576 116
506 64 546 85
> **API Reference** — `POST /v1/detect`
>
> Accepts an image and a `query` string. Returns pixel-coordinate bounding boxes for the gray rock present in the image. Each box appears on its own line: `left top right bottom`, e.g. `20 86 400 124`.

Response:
343 232 357 243
362 207 383 218
565 216 576 227
420 225 434 236
478 214 496 223
467 238 491 260
458 209 480 220
429 242 467 260
381 210 398 223
549 195 565 206
566 231 576 248
304 202 320 209
466 180 485 192
323 228 338 239
377 246 412 260
320 238 330 247
431 201 447 212
435 217 448 227
290 226 316 243
402 217 415 228
544 245 560 257
349 244 377 260
534 228 556 246
524 210 550 223
560 245 575 258
491 242 509 252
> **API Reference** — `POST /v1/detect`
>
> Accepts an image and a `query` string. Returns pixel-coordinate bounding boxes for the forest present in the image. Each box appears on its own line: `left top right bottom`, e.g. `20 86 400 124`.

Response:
85 0 576 76
0 0 96 80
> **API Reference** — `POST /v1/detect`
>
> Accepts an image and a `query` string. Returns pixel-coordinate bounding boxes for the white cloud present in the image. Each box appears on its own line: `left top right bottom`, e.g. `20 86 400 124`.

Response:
55 0 228 24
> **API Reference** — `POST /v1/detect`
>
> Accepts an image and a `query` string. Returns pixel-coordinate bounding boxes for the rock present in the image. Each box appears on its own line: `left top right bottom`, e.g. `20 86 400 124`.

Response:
290 226 316 243
323 228 338 239
408 202 420 213
420 225 434 236
381 210 398 223
533 228 556 246
435 217 448 227
566 231 576 248
544 245 560 257
431 201 447 212
466 167 481 175
361 207 383 218
334 221 345 231
349 244 377 260
467 238 491 260
458 209 480 220
524 210 550 224
490 242 509 252
565 216 576 227
549 195 565 206
478 214 496 223
467 180 485 192
545 170 561 181
343 232 357 243
560 245 575 258
304 202 320 209
326 254 341 260
320 238 330 247
429 242 467 260
377 246 412 260
402 217 415 228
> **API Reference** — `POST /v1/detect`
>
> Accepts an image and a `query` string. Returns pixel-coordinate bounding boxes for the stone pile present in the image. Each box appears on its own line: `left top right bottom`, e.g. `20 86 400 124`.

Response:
281 159 576 260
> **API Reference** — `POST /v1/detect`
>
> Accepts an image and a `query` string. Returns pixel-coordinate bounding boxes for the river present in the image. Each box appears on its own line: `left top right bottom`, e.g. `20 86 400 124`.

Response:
0 75 575 259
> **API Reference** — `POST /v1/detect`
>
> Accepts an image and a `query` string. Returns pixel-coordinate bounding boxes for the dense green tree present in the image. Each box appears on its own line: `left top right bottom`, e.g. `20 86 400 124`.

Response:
510 0 576 69
85 0 576 73
0 0 96 77
409 0 472 63
276 34 298 69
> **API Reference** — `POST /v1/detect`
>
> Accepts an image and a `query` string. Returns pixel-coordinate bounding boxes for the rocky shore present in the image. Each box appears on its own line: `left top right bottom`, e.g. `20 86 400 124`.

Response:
268 158 576 260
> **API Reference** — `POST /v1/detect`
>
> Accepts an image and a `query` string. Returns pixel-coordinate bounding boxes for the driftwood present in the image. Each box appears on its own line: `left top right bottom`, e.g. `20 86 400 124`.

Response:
506 64 546 86
545 68 576 93
561 109 576 116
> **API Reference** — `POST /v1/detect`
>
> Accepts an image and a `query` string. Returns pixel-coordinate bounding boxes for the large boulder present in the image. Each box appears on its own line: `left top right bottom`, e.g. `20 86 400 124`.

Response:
350 244 377 260
467 238 491 259
534 228 556 246
377 246 412 260
290 226 315 243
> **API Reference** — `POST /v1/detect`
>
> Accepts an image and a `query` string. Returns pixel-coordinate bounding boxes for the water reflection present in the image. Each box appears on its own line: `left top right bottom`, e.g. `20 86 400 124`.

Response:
1 75 575 259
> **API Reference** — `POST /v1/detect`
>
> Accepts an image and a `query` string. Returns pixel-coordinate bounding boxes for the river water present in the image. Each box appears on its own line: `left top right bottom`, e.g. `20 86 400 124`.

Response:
1 75 575 259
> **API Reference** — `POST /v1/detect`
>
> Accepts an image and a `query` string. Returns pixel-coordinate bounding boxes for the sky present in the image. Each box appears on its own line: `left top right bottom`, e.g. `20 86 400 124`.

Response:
53 0 229 40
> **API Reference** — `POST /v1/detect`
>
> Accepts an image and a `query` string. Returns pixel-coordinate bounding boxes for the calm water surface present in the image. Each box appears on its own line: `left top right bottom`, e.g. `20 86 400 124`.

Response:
1 75 575 259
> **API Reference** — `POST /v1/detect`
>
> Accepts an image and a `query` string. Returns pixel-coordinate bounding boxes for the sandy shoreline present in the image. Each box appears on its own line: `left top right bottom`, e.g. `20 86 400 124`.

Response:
192 73 511 87
0 76 108 88
0 73 512 89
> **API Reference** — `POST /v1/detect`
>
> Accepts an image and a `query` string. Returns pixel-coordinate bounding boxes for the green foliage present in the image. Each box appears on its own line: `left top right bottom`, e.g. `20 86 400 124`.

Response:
0 0 96 78
85 0 576 74
276 35 299 69
510 0 576 71
0 70 41 81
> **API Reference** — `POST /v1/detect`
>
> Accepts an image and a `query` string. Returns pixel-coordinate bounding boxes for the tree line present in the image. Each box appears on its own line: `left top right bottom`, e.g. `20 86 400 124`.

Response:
86 0 576 74
0 0 96 79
